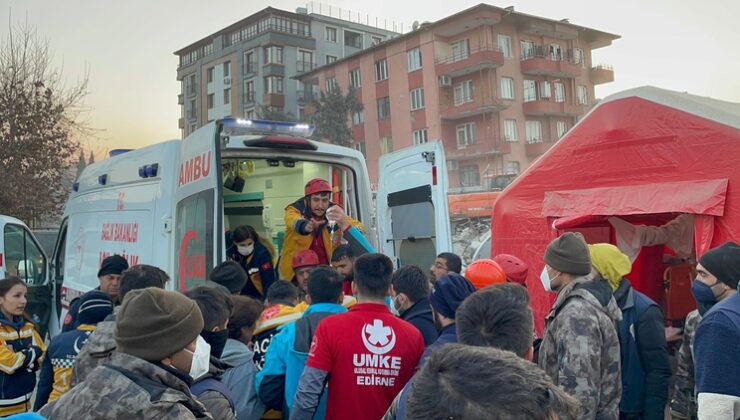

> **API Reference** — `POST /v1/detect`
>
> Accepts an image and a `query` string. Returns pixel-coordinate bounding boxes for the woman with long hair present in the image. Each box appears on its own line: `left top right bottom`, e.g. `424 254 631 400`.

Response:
227 225 277 300
0 277 46 415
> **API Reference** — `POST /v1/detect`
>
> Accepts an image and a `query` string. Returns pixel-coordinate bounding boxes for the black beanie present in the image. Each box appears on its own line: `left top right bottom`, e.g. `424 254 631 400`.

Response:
544 232 592 276
429 273 476 319
77 290 114 325
209 261 248 294
115 288 204 362
98 255 129 278
699 241 740 289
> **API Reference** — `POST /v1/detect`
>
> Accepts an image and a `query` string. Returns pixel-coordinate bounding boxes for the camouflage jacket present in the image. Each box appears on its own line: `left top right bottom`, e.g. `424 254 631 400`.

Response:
670 309 702 419
70 312 117 386
539 277 622 420
39 351 212 419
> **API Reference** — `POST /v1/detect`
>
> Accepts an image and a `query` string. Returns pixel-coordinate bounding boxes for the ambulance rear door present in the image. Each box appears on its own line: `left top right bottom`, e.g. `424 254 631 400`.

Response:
376 140 452 268
173 123 223 291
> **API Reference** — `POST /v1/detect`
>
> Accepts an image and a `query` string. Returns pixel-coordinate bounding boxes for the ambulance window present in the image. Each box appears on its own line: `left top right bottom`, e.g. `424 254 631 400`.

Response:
54 225 67 282
175 189 215 292
387 185 437 268
3 224 47 286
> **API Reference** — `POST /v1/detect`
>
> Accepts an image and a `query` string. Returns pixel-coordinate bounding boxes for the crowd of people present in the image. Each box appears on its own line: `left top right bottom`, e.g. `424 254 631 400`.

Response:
1 179 740 419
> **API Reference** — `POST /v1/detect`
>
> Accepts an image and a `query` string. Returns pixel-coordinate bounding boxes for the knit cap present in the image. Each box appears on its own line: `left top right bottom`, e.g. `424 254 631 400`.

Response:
98 255 129 277
209 261 248 294
115 287 203 361
699 241 740 289
429 273 476 319
544 232 591 276
77 290 114 325
588 244 632 291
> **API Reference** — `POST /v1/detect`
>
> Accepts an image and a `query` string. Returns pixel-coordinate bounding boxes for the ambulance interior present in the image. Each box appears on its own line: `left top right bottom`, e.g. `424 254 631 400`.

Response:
558 213 698 335
220 157 361 262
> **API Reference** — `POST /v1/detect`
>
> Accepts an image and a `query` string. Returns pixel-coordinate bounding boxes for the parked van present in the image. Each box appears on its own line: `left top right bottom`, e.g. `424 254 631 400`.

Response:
0 215 57 337
48 119 451 334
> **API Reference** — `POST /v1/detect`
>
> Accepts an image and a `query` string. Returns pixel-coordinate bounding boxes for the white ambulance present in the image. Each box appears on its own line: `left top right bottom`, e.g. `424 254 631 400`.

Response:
49 119 451 333
0 215 57 337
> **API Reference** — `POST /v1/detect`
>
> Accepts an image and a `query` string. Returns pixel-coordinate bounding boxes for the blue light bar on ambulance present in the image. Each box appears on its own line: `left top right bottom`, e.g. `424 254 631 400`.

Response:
220 118 315 138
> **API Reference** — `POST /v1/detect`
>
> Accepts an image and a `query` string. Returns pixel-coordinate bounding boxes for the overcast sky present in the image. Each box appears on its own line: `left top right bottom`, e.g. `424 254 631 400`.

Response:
3 0 739 152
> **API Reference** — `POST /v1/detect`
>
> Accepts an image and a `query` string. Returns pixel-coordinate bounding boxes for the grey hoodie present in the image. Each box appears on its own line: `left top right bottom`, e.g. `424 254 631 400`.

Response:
220 338 265 420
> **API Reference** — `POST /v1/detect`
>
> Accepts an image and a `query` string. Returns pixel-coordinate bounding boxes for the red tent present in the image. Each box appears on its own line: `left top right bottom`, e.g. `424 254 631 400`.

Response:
491 87 740 334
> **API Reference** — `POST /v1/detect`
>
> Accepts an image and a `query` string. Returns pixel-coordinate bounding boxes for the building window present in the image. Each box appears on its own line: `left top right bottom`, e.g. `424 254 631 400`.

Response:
207 67 214 83
505 161 520 175
454 80 474 106
349 68 362 88
325 26 337 42
504 119 518 142
554 82 565 103
223 61 230 77
577 85 588 105
525 121 543 143
297 50 314 73
244 80 255 103
325 55 337 64
407 47 422 71
497 34 513 58
459 165 480 187
224 88 231 105
413 129 429 145
375 59 388 81
207 93 214 109
523 80 537 102
243 50 256 74
539 81 551 99
371 36 383 46
344 31 362 48
557 121 568 138
500 77 515 99
451 39 469 61
264 46 283 64
410 88 425 111
377 97 391 120
265 76 283 94
354 142 367 158
352 109 364 125
326 77 337 94
189 123 197 134
573 48 584 65
456 122 476 148
187 74 197 96
188 99 196 120
549 44 562 61
521 40 535 59
245 108 256 119
298 106 306 122
380 137 393 155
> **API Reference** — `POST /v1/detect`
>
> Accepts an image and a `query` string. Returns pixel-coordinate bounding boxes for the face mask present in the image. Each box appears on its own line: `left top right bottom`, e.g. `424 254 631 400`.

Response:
201 329 229 359
237 244 254 256
185 335 211 381
691 279 718 316
392 295 404 315
540 267 554 292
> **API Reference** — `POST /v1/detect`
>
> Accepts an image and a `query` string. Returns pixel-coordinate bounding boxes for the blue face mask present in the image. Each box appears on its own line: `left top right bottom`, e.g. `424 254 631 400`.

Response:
691 279 717 315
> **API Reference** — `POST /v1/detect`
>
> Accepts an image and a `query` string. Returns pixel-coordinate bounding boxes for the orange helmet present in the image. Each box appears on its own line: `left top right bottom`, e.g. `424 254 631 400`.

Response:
464 259 506 289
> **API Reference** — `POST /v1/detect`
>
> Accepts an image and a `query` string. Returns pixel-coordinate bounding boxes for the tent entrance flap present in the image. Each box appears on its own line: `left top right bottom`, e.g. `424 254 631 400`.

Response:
542 178 728 218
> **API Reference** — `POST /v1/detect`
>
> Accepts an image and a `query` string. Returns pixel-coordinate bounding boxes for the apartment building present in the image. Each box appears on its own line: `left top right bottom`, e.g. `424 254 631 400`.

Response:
298 4 619 192
175 5 398 137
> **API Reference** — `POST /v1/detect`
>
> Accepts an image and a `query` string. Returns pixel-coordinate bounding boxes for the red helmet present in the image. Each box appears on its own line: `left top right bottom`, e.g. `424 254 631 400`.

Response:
293 250 320 269
304 178 332 196
464 259 506 290
493 254 529 285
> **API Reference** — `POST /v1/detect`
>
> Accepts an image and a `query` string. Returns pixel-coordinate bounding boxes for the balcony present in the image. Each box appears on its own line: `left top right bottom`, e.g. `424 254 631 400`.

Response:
521 47 582 78
178 118 184 129
296 61 317 75
446 140 511 161
297 90 319 103
525 140 553 157
177 94 184 105
590 64 614 85
263 63 285 77
441 96 511 121
243 91 256 105
435 45 504 78
242 61 257 76
522 100 588 117
262 93 285 108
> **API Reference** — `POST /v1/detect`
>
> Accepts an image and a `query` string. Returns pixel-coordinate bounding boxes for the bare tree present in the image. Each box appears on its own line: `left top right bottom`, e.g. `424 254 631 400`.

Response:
0 19 91 225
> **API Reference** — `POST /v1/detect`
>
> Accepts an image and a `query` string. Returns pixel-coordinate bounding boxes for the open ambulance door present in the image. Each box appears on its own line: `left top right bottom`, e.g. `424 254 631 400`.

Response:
173 123 223 291
0 217 52 338
377 141 452 269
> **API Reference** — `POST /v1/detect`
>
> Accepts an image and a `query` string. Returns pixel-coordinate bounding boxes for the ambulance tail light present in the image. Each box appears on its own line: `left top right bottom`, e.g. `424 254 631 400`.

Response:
138 164 160 178
98 175 108 185
72 182 79 192
432 165 438 186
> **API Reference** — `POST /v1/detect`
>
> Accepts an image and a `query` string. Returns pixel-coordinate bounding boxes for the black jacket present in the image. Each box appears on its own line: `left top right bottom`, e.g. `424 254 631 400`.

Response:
400 298 438 346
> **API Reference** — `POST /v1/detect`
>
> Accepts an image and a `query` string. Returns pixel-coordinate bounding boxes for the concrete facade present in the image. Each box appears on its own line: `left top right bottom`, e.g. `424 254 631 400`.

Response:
299 4 619 192
175 6 398 138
